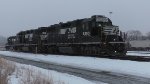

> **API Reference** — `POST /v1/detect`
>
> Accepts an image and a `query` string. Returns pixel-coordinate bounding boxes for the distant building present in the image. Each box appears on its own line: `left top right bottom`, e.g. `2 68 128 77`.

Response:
128 40 150 51
0 46 5 51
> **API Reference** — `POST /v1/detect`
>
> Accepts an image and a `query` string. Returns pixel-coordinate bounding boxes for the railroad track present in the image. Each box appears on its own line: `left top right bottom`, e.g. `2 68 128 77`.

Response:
48 51 150 62
1 55 150 84
40 52 150 62
97 55 150 62
2 51 150 62
62 53 150 62
2 49 150 62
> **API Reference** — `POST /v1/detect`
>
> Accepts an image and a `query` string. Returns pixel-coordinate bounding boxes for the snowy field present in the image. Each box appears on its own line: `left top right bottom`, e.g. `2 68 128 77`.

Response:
8 60 98 84
0 51 150 79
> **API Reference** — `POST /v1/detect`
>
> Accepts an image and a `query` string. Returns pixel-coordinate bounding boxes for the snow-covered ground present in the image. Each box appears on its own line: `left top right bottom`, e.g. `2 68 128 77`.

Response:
8 60 99 84
127 51 150 56
1 51 150 79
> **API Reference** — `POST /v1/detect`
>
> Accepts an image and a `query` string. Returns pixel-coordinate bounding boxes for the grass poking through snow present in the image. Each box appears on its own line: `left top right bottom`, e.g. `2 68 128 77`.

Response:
0 58 65 84
0 58 15 84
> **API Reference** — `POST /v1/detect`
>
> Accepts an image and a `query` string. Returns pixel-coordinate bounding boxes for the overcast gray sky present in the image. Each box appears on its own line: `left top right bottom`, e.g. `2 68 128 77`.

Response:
0 0 150 37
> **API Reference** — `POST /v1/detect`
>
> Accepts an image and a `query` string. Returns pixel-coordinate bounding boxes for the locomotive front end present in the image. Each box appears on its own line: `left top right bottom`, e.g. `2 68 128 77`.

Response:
103 26 126 56
92 15 126 56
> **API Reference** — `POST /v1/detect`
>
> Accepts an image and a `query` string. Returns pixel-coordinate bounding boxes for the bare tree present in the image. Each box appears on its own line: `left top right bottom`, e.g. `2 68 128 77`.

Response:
126 30 143 41
146 32 150 40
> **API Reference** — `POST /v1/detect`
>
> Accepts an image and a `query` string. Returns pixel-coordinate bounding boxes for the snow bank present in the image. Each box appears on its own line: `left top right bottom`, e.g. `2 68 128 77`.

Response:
1 51 150 78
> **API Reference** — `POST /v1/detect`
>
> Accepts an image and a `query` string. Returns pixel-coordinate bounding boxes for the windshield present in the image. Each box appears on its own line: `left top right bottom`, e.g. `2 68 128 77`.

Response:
95 17 112 26
96 17 108 22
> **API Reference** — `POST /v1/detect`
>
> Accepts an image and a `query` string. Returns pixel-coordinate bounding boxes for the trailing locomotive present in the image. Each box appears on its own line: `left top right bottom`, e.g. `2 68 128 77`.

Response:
6 15 127 56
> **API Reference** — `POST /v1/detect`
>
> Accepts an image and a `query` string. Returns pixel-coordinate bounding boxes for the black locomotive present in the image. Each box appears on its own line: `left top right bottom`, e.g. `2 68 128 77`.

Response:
6 15 126 56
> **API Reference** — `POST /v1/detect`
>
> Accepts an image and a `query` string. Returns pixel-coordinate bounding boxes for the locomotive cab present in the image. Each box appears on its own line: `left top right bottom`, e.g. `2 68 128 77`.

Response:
91 15 112 36
5 36 17 50
90 15 126 55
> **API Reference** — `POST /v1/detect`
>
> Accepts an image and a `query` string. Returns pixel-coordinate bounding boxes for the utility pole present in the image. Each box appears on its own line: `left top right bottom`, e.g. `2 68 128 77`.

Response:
109 12 113 19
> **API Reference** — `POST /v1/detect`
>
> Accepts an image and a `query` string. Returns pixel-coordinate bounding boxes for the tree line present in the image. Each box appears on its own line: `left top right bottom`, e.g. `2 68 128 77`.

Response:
126 30 150 41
